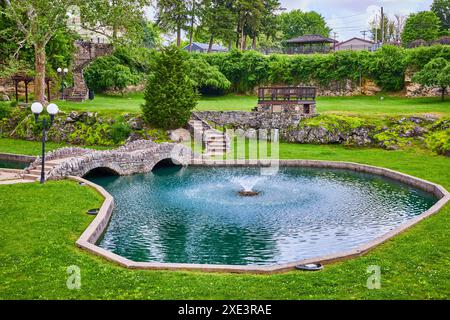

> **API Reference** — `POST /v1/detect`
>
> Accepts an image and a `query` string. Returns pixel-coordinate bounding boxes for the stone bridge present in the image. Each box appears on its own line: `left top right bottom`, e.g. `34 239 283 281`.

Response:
23 140 194 181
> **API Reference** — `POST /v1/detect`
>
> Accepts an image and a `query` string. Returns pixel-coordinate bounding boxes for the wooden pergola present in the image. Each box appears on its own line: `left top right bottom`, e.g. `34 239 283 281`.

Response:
11 75 52 103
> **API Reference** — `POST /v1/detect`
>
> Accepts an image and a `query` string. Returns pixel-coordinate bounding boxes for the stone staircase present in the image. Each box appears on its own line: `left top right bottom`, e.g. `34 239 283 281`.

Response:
188 119 230 157
22 158 72 181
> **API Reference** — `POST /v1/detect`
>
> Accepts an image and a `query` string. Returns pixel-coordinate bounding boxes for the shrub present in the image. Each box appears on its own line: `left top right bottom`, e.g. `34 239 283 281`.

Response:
187 55 231 94
425 129 450 156
142 46 199 129
366 45 407 91
84 56 139 94
109 123 132 144
0 104 11 120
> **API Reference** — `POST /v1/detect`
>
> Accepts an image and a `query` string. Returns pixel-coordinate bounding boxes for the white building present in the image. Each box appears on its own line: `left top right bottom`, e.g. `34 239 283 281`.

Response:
335 37 375 51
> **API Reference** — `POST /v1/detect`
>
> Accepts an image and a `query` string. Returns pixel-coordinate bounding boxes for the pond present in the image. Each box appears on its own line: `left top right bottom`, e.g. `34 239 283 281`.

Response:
0 160 28 169
88 166 437 266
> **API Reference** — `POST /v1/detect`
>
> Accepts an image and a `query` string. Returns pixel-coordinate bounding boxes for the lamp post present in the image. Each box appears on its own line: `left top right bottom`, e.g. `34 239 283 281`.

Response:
31 102 59 184
57 67 69 100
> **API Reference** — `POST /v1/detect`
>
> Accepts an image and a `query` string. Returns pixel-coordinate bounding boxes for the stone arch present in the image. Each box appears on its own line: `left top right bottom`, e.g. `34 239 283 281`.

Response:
78 162 124 178
149 153 189 172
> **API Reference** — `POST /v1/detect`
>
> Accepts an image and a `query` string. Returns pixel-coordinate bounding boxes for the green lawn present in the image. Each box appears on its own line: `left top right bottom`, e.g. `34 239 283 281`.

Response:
0 138 110 156
1 144 449 299
4 92 450 116
43 93 450 117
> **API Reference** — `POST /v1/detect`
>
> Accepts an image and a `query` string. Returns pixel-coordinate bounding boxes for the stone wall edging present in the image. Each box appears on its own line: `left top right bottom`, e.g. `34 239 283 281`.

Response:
72 160 450 274
0 152 36 163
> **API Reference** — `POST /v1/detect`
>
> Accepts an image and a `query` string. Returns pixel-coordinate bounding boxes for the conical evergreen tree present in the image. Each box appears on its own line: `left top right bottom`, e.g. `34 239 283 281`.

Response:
142 46 199 129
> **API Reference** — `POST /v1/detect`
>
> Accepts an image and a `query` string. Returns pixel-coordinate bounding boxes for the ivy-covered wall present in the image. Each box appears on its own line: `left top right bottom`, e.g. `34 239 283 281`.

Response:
203 45 450 94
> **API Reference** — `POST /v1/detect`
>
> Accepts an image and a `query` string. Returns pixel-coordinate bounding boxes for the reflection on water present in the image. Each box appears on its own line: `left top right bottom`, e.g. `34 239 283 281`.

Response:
89 166 437 266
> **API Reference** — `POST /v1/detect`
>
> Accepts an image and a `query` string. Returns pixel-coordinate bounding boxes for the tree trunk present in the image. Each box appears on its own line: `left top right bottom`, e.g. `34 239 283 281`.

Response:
442 87 446 101
177 25 182 47
208 35 214 53
252 36 257 50
189 1 195 52
34 42 46 104
241 32 246 50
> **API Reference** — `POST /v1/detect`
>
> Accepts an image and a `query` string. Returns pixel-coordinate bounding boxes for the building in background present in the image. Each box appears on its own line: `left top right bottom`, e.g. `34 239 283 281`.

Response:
183 42 229 53
283 34 338 54
335 37 375 51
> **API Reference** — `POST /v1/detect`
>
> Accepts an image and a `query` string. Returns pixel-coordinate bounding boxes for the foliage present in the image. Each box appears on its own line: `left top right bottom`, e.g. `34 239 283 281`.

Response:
431 0 450 32
187 55 231 93
366 45 407 91
402 11 441 46
109 122 132 144
412 57 450 100
84 56 139 94
155 0 190 46
79 0 151 45
425 128 450 155
142 46 199 129
279 9 331 40
0 104 11 121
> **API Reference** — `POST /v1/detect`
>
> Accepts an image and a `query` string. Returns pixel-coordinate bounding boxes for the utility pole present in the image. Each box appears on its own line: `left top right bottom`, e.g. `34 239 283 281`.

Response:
380 6 384 45
361 30 367 40
374 14 378 45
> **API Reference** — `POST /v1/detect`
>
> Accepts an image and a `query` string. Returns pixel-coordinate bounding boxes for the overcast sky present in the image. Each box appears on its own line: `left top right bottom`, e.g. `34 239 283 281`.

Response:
283 0 434 40
146 0 434 42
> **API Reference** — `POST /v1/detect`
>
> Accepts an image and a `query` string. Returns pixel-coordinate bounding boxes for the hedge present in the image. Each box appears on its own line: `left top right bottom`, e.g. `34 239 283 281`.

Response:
203 45 450 93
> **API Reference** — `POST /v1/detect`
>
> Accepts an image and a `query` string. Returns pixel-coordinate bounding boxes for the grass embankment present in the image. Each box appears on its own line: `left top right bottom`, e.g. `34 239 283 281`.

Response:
0 138 110 156
33 93 450 117
0 144 449 299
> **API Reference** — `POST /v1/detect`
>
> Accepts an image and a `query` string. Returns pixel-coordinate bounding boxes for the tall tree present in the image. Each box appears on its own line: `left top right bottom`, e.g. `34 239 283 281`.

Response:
234 0 264 50
2 0 75 103
279 10 330 40
200 0 236 52
155 0 190 47
79 0 151 44
370 14 395 43
258 0 283 48
401 11 441 46
431 0 450 32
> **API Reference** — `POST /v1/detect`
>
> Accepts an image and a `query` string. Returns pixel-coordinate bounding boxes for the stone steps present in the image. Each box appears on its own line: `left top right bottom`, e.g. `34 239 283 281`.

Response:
188 119 230 157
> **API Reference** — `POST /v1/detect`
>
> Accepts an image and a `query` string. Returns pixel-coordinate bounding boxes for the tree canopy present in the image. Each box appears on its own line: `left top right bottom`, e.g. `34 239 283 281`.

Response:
431 0 450 32
402 11 441 46
412 57 450 101
279 10 330 40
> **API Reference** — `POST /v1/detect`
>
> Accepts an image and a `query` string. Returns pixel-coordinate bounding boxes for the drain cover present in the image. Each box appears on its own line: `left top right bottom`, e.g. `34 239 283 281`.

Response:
295 263 323 271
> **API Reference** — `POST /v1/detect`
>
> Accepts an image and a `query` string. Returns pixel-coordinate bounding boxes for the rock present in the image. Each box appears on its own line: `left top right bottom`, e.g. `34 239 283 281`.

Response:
2 94 10 101
169 128 191 142
127 117 144 130
245 129 258 139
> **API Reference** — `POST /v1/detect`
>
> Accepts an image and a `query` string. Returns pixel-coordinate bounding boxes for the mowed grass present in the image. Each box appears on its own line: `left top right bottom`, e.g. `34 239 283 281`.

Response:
0 144 449 299
0 138 110 156
48 92 450 117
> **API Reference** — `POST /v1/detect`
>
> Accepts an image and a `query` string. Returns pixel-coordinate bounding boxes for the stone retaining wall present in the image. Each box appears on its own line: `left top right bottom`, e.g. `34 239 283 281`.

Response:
194 111 313 130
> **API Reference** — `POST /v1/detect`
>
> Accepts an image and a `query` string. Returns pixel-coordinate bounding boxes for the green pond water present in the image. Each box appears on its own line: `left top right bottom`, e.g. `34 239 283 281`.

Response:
0 160 28 169
88 166 437 266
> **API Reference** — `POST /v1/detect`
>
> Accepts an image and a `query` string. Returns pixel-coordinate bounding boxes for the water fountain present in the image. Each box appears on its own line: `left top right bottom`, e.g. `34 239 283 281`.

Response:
232 176 265 197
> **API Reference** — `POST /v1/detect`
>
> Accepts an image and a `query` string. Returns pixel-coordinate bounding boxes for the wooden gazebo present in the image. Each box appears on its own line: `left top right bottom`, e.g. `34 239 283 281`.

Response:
11 75 52 103
284 34 337 54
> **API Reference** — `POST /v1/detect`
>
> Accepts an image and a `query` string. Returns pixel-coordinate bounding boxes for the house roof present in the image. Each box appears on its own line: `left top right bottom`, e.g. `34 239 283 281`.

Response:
185 42 228 51
285 34 337 44
335 37 375 47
